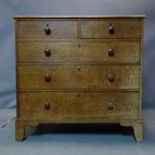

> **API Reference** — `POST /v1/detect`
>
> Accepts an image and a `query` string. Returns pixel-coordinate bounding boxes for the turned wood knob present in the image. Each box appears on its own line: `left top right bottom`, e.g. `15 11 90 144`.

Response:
44 74 51 82
107 73 115 82
44 48 51 57
44 102 50 110
108 23 115 34
107 102 113 110
108 48 114 57
44 24 51 35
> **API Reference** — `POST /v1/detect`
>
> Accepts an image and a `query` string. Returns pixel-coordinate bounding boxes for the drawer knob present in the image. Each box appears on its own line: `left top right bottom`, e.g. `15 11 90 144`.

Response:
44 48 51 57
107 102 113 110
108 23 115 34
44 24 51 35
44 74 51 82
44 102 51 110
108 48 114 57
107 74 115 82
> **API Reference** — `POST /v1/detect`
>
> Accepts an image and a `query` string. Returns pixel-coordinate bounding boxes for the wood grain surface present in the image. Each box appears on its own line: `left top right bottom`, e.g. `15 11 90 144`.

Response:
18 65 140 90
16 20 78 39
17 40 140 63
18 91 139 119
80 20 141 38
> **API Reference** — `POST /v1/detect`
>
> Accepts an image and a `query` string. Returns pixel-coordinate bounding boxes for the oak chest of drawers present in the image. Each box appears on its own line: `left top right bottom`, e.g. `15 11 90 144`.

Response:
14 16 144 141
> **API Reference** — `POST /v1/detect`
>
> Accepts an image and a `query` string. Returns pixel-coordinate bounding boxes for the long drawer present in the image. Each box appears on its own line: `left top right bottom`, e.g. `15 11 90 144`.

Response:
17 40 140 63
80 20 141 38
16 20 78 39
17 65 140 90
18 91 139 119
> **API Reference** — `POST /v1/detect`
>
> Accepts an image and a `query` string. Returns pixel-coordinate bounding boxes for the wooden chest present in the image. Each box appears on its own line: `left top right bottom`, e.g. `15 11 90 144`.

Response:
14 16 145 141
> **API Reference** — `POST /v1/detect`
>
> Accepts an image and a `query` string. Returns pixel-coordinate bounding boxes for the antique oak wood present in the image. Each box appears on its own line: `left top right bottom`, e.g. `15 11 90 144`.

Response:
18 65 140 90
14 16 145 142
17 40 140 63
18 91 139 119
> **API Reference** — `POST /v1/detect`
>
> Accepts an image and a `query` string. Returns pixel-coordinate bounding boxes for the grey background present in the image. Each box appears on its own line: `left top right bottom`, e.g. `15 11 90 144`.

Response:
0 0 154 109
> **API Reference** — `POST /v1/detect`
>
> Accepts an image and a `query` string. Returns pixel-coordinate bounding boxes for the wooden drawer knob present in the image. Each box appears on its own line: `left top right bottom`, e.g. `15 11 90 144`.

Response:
44 74 51 82
108 23 115 34
107 102 113 110
44 24 51 35
44 102 51 110
108 48 114 57
44 48 51 57
107 74 115 82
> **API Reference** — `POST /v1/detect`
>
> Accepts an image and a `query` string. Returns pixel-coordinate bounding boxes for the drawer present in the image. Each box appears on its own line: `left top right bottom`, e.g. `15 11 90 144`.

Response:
18 91 139 120
16 20 78 39
80 20 141 38
18 65 140 90
17 40 140 63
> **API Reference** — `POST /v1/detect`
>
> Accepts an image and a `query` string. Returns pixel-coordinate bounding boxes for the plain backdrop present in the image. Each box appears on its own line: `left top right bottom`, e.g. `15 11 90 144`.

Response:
0 0 154 109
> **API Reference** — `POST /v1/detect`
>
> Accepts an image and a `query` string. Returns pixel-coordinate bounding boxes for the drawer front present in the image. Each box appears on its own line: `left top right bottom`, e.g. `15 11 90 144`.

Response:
18 92 139 120
17 40 140 63
80 20 141 38
18 65 140 90
16 20 78 39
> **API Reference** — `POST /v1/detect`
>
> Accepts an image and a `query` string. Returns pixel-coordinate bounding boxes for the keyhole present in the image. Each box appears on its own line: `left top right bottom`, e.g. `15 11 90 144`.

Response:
77 94 81 97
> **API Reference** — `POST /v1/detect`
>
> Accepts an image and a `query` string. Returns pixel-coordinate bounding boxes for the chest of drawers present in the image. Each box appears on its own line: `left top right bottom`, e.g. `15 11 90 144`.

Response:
14 16 144 141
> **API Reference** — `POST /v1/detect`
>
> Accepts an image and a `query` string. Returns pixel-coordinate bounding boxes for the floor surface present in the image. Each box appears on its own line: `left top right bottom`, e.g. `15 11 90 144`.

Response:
0 109 155 155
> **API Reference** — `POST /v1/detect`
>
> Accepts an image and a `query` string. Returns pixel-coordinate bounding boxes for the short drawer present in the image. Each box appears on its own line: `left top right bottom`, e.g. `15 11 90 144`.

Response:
17 40 140 63
17 65 140 90
80 20 141 38
16 20 78 39
18 91 139 120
